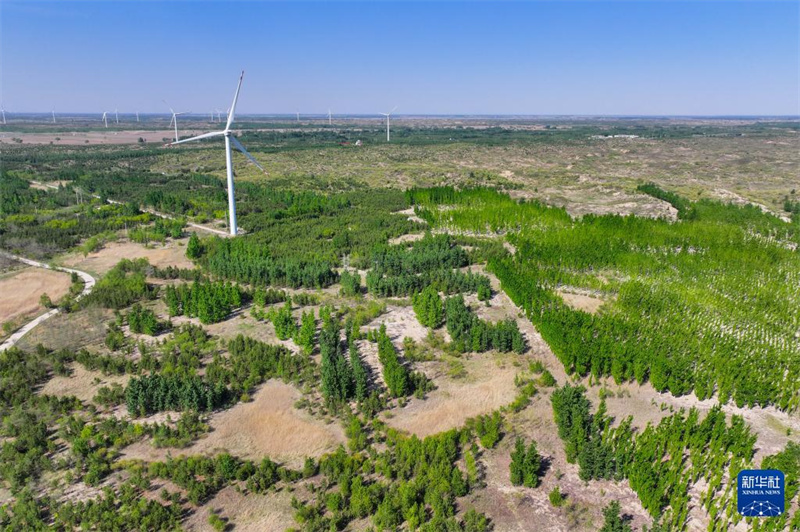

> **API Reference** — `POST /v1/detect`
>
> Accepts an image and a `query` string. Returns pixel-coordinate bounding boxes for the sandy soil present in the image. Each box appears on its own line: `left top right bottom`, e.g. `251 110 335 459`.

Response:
388 232 426 245
586 379 800 464
187 486 296 532
121 380 345 469
384 353 520 437
0 266 72 325
0 129 207 146
556 290 607 315
39 363 129 403
467 390 653 532
364 304 429 347
393 207 427 225
62 239 194 276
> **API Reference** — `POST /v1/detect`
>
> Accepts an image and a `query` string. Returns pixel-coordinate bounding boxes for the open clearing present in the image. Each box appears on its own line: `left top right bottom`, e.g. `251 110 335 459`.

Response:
62 239 194 276
121 380 345 469
0 266 71 325
384 353 519 437
39 363 129 403
186 485 296 532
15 306 111 352
467 390 653 532
556 289 607 314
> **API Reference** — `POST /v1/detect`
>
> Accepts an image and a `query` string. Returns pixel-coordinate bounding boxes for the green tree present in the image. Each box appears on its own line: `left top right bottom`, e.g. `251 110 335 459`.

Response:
186 233 202 259
600 501 632 532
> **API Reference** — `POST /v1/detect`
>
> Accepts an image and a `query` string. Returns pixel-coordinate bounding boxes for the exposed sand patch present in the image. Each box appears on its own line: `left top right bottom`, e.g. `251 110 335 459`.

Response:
363 304 428 347
62 239 194 276
467 390 653 532
121 380 345 469
388 232 426 245
393 207 427 225
39 363 129 402
587 379 800 464
384 354 519 437
0 267 72 325
556 290 606 315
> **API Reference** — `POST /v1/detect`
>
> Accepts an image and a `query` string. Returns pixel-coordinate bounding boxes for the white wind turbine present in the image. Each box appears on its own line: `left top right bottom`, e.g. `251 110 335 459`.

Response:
1 105 6 125
381 106 397 142
328 109 332 126
115 109 119 124
169 71 265 236
164 101 189 142
136 111 140 122
215 109 223 122
51 109 56 124
101 112 108 128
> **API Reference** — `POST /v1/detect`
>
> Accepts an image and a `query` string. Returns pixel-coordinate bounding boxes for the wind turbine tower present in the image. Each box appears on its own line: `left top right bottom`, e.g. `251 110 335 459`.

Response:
101 112 108 128
115 109 119 124
328 109 332 126
165 101 189 143
381 106 397 142
169 71 265 236
51 110 56 123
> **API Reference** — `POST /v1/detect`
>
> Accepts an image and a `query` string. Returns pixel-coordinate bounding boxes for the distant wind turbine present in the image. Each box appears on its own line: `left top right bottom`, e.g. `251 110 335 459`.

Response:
168 71 265 236
215 109 223 122
381 106 397 142
136 111 140 122
1 106 6 125
101 112 108 128
115 109 119 124
296 111 300 122
52 109 56 124
164 101 189 142
328 109 332 126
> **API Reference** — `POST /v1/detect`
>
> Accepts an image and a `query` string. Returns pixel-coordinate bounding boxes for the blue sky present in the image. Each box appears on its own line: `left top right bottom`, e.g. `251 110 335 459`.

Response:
2 1 798 115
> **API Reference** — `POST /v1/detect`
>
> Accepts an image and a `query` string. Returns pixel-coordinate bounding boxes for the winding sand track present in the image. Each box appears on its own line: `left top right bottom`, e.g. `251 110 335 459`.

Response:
0 253 95 351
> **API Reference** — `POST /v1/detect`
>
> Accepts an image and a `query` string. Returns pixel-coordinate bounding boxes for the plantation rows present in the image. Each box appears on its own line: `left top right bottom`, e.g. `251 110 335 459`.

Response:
551 384 800 531
409 186 800 411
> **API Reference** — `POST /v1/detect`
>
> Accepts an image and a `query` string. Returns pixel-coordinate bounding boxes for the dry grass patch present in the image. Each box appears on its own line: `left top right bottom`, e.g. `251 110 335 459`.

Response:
122 380 345 469
384 353 519 438
0 266 71 325
62 239 194 277
556 290 607 315
186 485 296 532
15 306 111 352
39 363 129 403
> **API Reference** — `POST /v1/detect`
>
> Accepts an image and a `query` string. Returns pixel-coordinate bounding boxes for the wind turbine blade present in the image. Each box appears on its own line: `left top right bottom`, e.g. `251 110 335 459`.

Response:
231 136 266 173
226 71 245 131
390 106 398 114
169 130 225 145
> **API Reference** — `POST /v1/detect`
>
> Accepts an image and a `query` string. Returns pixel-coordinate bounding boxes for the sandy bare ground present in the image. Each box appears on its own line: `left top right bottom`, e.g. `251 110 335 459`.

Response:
467 390 653 532
0 129 206 146
393 207 427 225
388 232 426 245
385 353 520 438
39 363 129 403
556 290 607 315
62 239 194 276
364 304 428 347
121 380 345 469
0 266 71 324
187 486 296 532
586 379 800 464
